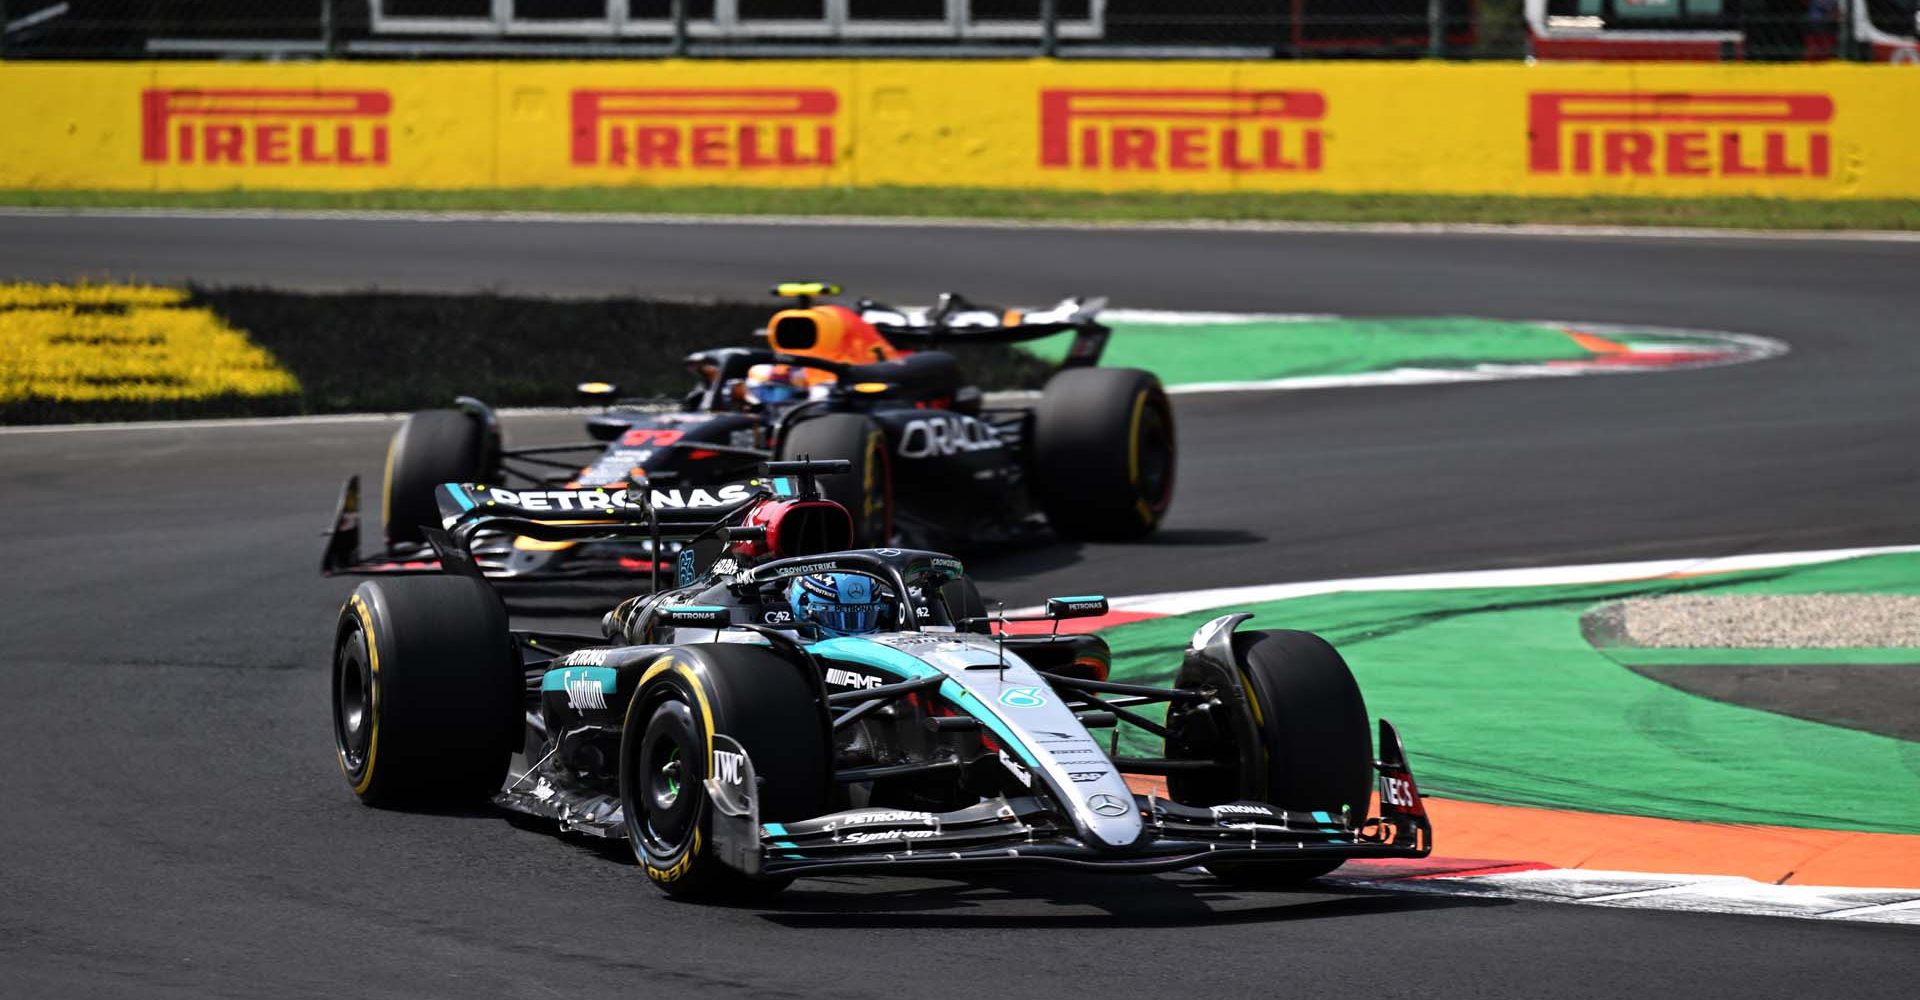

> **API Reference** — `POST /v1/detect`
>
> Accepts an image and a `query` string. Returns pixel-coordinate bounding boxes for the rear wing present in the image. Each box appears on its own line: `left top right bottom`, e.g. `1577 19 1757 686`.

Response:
861 294 1112 368
321 461 849 588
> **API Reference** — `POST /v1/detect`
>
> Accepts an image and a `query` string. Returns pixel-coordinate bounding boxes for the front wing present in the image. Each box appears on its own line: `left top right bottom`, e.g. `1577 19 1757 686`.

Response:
702 721 1431 879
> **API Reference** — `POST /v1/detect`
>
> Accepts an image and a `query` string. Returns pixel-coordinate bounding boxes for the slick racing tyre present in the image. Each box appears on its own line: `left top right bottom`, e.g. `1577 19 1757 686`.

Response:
620 644 830 900
776 413 893 547
384 408 497 546
1032 367 1175 541
332 577 521 808
1166 629 1373 888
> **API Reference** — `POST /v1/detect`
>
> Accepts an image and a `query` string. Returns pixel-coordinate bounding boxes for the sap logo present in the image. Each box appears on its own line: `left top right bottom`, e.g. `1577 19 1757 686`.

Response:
564 648 612 667
1068 770 1107 783
1040 89 1326 174
897 415 1001 459
142 88 391 167
571 88 838 170
1528 92 1833 180
1381 775 1421 811
563 670 607 711
711 749 747 785
825 668 884 690
841 828 938 845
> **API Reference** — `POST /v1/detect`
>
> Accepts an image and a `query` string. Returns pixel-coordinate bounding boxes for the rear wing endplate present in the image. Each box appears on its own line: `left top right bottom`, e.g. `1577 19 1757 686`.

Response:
861 295 1111 368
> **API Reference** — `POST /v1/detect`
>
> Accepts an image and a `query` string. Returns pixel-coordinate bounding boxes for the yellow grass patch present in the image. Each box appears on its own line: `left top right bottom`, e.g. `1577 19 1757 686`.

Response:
0 283 298 403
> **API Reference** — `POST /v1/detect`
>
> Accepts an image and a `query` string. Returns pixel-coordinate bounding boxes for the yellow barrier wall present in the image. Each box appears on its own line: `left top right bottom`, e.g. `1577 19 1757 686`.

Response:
2 61 1915 198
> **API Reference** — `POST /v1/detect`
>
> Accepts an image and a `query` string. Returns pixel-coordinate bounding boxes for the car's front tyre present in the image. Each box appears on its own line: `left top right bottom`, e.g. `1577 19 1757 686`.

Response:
620 644 830 900
332 577 521 808
1165 628 1373 888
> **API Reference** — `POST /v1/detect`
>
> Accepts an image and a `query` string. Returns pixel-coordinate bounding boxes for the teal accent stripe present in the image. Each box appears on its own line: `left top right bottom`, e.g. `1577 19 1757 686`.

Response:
1311 810 1333 826
809 636 1040 766
772 477 795 496
1055 595 1105 602
449 485 476 511
761 822 788 836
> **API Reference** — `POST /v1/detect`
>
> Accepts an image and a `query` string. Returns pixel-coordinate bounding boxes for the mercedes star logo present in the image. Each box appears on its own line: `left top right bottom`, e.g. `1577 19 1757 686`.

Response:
1088 793 1131 817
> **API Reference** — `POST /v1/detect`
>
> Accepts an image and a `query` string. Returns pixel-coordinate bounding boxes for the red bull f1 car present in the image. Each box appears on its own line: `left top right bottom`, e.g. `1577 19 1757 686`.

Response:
322 284 1175 581
328 463 1431 899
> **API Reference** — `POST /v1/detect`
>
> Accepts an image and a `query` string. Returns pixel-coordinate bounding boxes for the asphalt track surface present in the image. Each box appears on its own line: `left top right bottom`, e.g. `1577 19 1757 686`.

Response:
3 214 1918 998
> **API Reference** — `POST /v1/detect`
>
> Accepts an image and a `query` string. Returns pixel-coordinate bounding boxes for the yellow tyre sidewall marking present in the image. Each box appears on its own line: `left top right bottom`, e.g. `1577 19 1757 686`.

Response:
345 595 382 795
632 655 717 883
380 427 401 537
1127 388 1153 525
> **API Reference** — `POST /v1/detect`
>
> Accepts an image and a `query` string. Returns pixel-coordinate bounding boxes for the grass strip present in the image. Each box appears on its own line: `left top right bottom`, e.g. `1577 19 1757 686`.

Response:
0 286 1053 424
5 186 1919 231
1100 551 1920 834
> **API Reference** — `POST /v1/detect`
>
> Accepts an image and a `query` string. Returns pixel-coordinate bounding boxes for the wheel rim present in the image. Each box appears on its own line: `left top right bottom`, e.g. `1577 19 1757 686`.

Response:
333 626 373 776
1132 394 1175 515
635 700 700 855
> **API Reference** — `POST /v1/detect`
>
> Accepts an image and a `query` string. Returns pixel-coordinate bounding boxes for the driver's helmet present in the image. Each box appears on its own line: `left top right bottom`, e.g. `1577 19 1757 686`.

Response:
742 363 813 406
786 572 895 637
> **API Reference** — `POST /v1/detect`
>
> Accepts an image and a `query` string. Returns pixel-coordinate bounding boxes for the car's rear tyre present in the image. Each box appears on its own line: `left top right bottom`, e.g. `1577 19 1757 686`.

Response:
1032 367 1175 541
1166 628 1373 888
384 408 497 546
776 412 893 547
332 577 521 808
621 644 830 900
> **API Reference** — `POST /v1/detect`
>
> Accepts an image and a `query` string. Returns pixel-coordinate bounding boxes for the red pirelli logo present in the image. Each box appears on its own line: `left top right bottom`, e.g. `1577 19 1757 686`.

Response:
142 89 391 166
1040 89 1325 173
1529 92 1832 178
571 89 837 169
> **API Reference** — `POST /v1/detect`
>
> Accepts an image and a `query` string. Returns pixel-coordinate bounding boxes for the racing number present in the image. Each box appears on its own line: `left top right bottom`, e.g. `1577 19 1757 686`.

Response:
621 429 685 448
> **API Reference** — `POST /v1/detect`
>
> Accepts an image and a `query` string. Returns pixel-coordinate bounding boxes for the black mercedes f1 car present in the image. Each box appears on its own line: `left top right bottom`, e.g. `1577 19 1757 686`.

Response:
328 464 1431 900
325 285 1174 581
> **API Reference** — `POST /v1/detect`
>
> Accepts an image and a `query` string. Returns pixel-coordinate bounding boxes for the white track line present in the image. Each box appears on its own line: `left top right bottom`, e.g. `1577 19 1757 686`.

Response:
1088 542 1920 618
3 206 1917 243
1351 868 1920 925
0 316 1785 433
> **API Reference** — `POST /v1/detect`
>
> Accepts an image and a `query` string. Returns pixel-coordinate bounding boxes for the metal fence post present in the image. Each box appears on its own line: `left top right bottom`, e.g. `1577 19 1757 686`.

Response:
1041 0 1058 57
321 0 337 57
1836 0 1854 61
1 1 10 60
1428 0 1444 58
671 0 689 56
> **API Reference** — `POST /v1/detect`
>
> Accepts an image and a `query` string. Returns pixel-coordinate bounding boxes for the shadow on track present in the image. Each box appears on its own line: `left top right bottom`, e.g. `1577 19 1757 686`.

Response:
501 814 1505 927
758 871 1506 928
